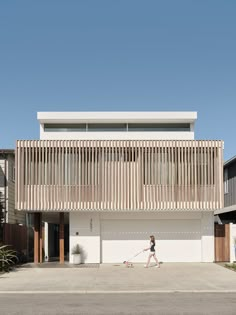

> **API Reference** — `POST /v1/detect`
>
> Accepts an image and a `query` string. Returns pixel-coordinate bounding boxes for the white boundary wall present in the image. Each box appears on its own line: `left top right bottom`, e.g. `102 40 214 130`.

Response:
230 223 236 263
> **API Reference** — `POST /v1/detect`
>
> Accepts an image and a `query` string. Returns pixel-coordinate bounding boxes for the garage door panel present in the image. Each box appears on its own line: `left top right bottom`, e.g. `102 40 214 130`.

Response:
101 219 201 263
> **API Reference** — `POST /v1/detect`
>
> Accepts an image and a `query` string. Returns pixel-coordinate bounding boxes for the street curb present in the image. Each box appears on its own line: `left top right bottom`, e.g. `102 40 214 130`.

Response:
1 290 236 294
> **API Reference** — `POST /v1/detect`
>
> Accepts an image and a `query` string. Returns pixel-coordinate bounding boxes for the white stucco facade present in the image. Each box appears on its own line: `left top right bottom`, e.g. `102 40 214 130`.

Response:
69 211 215 263
38 111 196 141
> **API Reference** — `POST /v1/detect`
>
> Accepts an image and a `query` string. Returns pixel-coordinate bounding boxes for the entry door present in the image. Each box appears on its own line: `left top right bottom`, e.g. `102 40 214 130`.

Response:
214 223 230 262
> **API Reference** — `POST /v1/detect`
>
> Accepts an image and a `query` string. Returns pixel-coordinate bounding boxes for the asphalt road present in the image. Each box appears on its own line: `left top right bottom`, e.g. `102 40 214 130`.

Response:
1 293 236 315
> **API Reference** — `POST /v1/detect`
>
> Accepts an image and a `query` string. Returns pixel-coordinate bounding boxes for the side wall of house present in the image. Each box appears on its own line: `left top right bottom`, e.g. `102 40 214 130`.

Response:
225 161 236 207
0 154 26 224
7 155 26 224
0 158 6 222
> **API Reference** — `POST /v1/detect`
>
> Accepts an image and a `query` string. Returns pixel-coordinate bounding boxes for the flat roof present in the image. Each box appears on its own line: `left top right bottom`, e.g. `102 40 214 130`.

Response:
214 204 236 215
37 111 197 124
0 149 15 155
224 155 236 168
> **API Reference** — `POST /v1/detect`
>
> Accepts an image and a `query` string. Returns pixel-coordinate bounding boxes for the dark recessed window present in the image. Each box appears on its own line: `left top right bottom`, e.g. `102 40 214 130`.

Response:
44 124 86 132
87 123 127 132
44 123 191 132
128 123 190 132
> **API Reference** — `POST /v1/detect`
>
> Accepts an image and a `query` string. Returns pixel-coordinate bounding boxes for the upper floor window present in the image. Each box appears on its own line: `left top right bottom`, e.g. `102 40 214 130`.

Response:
44 124 86 132
88 123 127 132
44 123 191 132
13 166 15 182
8 162 15 182
128 123 190 132
224 168 228 194
0 165 5 187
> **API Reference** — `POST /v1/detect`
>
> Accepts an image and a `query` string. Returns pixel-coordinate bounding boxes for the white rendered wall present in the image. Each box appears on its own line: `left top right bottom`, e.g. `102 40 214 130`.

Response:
38 111 197 140
69 211 214 263
200 212 215 262
230 224 236 263
69 212 100 263
38 111 197 123
40 130 195 140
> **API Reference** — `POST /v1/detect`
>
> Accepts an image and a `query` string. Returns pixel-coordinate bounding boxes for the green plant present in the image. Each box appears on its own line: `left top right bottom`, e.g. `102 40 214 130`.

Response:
225 263 236 271
72 244 81 255
0 245 17 272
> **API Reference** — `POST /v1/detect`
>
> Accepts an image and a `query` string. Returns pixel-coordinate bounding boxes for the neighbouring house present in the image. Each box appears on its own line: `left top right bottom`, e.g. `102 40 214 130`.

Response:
0 149 29 255
15 111 224 264
215 156 236 263
0 149 25 225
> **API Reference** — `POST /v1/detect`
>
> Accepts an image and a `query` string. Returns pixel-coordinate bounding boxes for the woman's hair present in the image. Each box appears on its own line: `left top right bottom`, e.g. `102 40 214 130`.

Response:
150 235 155 243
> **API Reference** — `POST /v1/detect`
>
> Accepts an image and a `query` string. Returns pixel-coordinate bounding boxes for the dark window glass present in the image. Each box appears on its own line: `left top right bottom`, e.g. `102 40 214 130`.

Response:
44 124 86 132
44 123 190 132
128 123 190 131
87 123 127 132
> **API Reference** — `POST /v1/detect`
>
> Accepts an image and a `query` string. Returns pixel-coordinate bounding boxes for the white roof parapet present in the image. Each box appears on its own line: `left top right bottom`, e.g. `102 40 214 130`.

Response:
37 111 197 124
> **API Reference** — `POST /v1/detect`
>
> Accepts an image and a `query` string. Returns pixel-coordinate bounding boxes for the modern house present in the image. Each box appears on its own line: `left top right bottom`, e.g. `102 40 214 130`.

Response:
15 111 224 264
215 156 236 262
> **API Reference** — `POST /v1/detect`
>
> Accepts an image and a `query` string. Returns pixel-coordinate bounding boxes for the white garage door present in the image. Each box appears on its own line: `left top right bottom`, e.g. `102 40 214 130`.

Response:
101 219 201 263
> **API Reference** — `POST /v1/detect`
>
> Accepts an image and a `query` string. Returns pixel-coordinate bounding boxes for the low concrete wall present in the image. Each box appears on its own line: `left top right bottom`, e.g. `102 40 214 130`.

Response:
230 223 236 262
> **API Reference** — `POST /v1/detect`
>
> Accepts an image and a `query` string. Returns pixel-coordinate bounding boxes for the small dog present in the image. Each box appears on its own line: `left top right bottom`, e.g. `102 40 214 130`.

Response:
123 261 134 268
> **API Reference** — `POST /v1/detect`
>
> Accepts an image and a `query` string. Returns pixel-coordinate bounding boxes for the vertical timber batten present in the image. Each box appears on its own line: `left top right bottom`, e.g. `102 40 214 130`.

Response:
16 140 223 212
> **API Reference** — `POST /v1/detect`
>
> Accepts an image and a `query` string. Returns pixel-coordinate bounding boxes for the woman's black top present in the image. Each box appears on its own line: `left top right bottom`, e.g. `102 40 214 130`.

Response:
150 241 155 252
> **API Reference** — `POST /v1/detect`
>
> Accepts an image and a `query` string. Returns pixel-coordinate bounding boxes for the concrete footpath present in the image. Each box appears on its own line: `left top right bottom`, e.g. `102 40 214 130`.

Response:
1 263 236 293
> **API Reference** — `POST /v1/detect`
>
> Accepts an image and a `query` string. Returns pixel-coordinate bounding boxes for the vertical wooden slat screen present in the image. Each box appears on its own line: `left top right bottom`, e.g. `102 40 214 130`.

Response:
16 140 224 211
214 223 230 262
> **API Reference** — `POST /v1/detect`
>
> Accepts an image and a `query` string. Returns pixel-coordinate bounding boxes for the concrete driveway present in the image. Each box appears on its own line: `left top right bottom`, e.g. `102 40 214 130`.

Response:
1 263 236 293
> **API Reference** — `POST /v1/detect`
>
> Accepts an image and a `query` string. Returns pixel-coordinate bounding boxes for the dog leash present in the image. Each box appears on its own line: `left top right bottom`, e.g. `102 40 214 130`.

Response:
126 250 143 262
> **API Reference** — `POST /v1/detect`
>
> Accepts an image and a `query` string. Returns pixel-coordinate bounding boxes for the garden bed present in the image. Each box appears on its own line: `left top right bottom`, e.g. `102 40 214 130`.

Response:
225 263 236 272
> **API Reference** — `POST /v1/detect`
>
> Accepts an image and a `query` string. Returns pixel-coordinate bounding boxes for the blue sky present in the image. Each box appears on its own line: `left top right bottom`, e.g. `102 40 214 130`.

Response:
0 0 235 160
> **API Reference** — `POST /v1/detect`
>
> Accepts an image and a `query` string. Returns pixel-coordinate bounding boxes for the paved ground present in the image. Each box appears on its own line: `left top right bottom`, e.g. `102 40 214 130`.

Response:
1 293 236 314
1 263 236 292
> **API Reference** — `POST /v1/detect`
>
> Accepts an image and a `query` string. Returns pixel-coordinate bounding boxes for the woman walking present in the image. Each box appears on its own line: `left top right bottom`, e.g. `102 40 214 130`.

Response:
143 235 160 268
